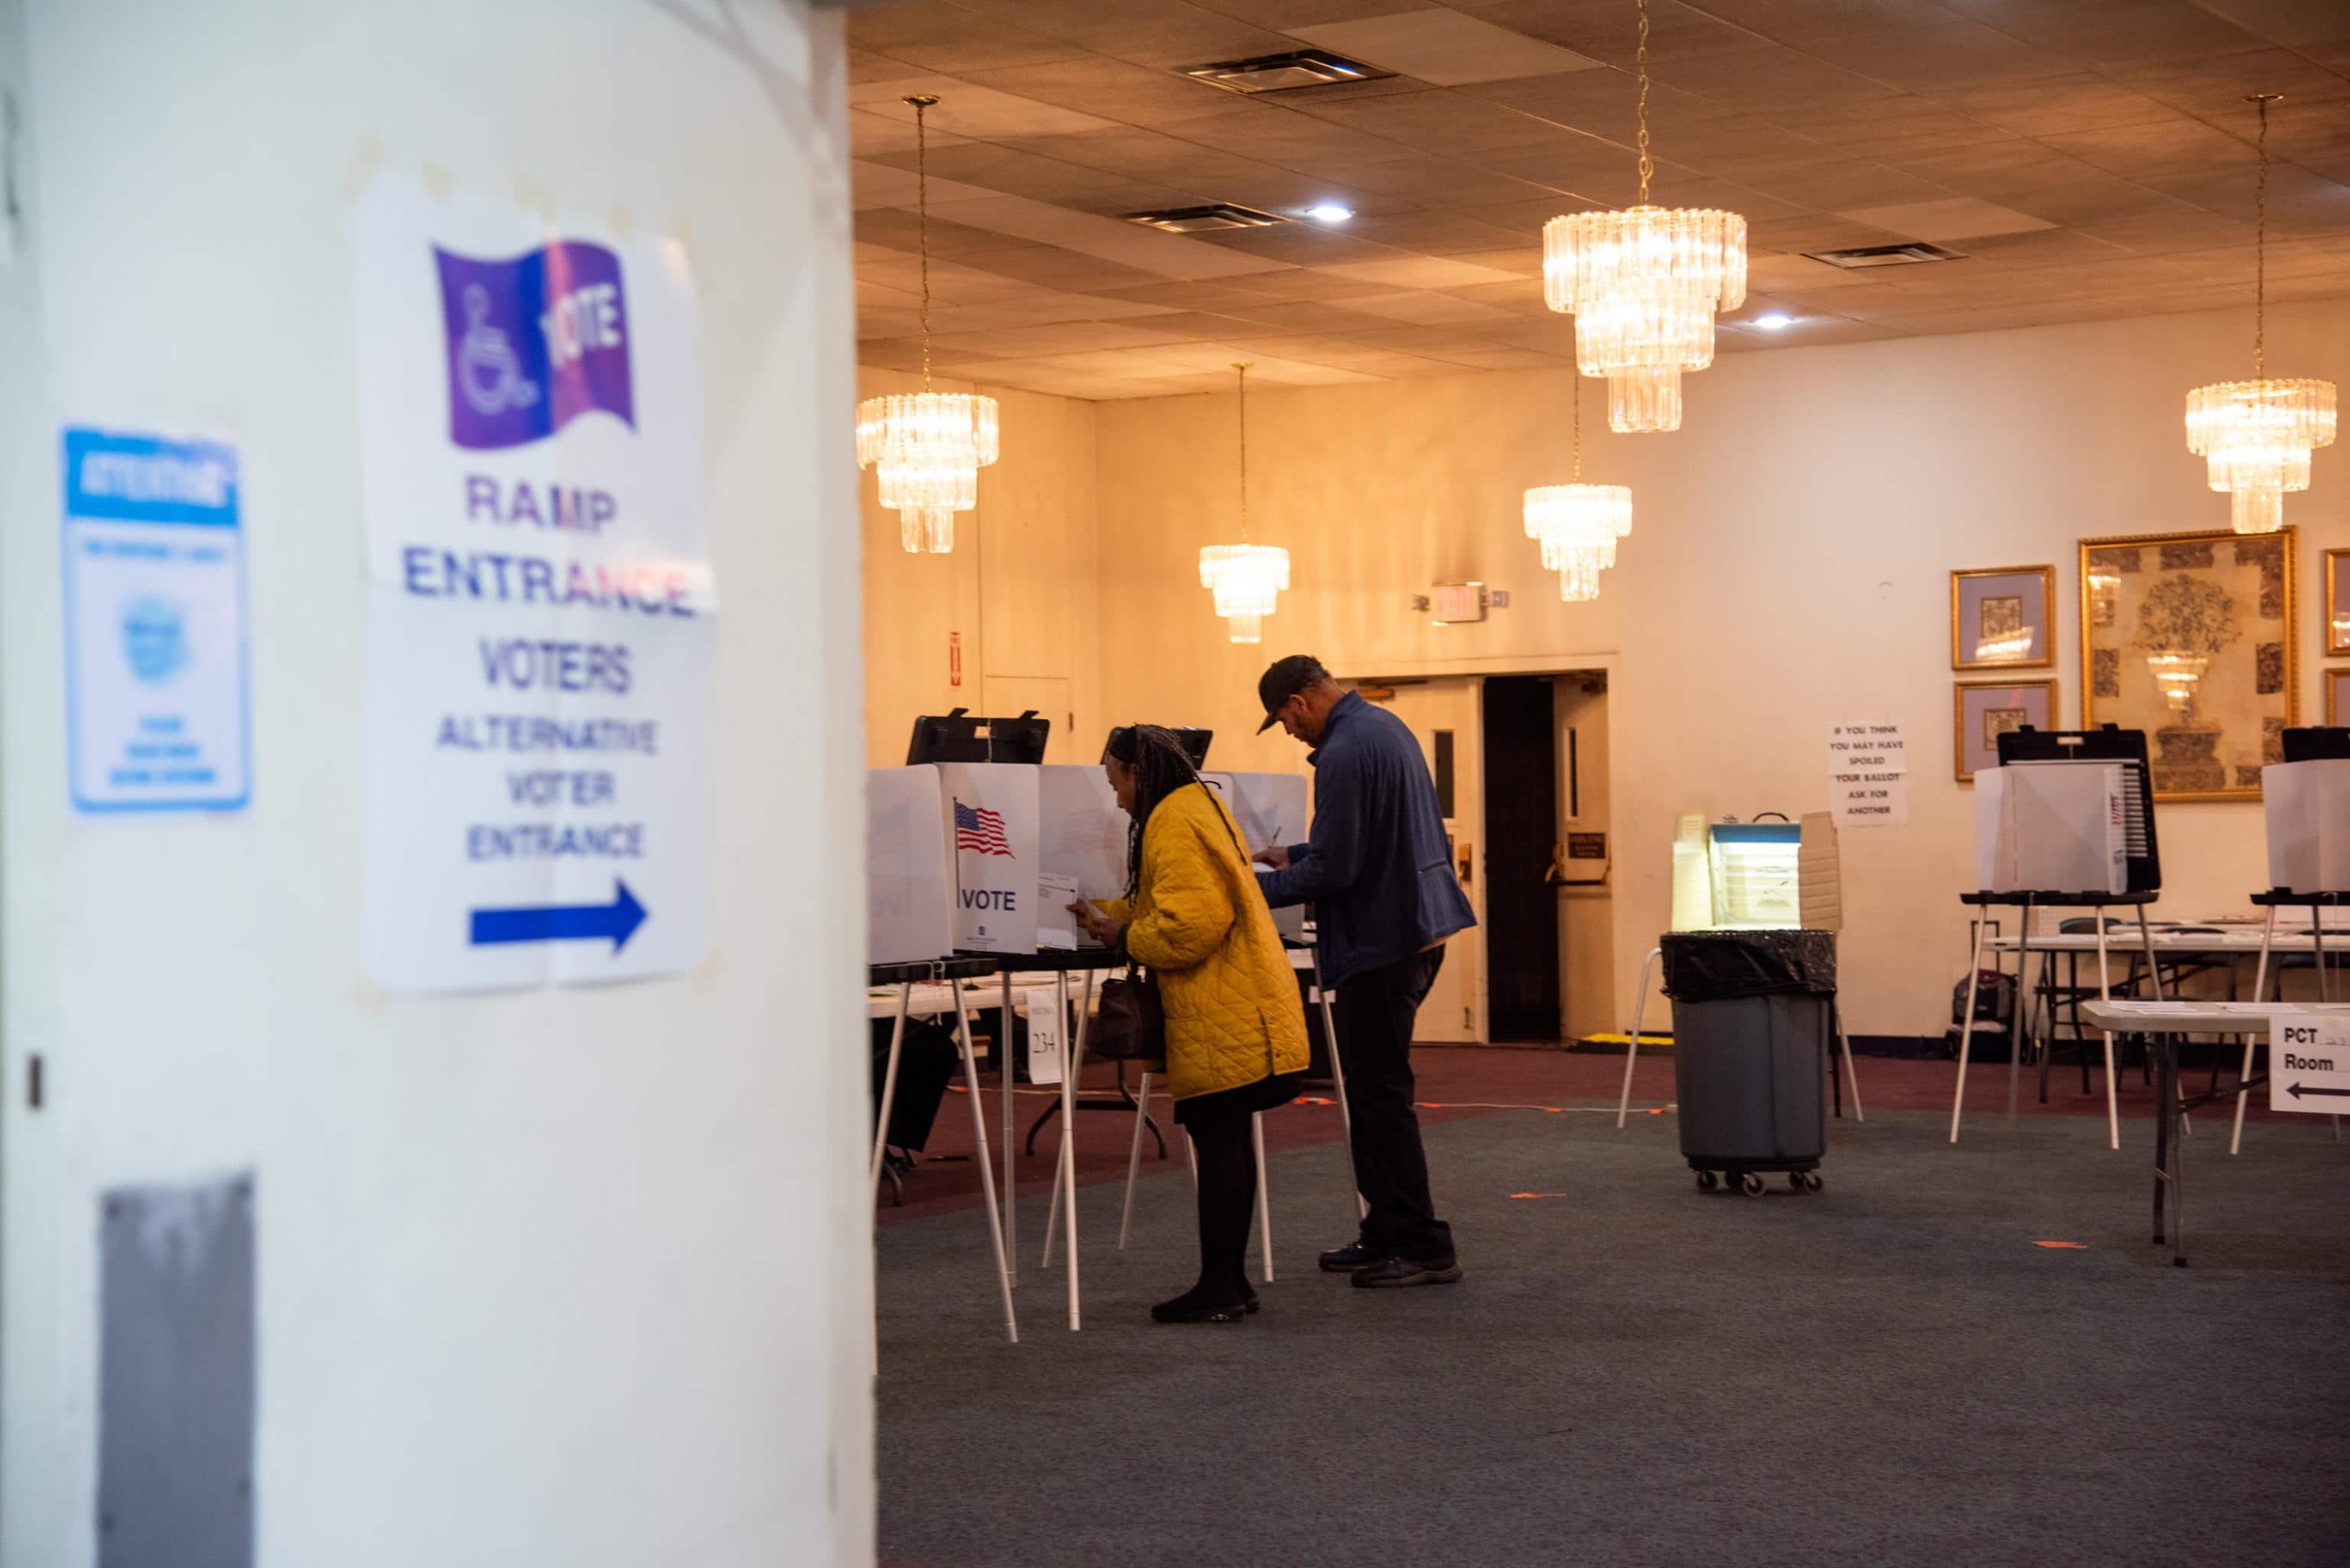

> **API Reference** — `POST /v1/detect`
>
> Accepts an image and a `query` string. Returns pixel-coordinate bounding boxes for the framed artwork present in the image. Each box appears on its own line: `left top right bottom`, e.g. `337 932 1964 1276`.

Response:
1955 679 2058 782
2328 548 2348 657
2079 526 2296 802
1951 565 2055 671
2327 666 2348 726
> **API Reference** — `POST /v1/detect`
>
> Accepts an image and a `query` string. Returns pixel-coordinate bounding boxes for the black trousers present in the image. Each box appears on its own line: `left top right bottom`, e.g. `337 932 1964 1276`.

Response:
1333 945 1454 1264
1185 1104 1257 1300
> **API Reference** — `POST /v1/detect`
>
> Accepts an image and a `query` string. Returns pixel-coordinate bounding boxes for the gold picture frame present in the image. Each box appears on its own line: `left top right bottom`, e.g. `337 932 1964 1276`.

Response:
2327 547 2348 657
2327 667 2348 726
1954 678 2058 782
2079 526 2296 802
1951 564 2056 671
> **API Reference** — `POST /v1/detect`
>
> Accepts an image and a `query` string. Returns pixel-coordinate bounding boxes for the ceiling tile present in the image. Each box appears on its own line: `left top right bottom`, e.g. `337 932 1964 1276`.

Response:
1471 0 1776 66
957 57 1246 128
2039 119 2261 178
850 76 1121 139
1335 289 1523 324
1835 197 2055 239
1285 11 1606 85
1317 255 1526 287
926 192 1304 278
846 3 1092 72
1936 0 2271 67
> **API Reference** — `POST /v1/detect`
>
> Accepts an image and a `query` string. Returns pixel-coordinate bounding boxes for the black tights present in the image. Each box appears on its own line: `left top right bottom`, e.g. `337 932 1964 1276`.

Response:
1187 1109 1258 1300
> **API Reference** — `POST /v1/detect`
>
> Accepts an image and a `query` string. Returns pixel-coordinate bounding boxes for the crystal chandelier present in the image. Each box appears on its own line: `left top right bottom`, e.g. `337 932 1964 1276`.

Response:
1524 369 1632 602
1541 0 1744 434
857 94 998 555
1199 365 1291 644
2183 94 2335 535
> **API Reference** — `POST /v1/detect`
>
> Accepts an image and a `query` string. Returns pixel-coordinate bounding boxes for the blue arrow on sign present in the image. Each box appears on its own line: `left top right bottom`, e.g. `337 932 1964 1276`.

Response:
469 879 647 953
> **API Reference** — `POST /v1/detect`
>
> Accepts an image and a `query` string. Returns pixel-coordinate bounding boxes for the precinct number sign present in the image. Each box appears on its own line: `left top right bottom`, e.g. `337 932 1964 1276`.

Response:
2270 1013 2350 1114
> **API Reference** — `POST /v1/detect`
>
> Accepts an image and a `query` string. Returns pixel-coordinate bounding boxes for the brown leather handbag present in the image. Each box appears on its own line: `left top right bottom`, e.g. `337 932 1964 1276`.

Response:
1088 965 1164 1062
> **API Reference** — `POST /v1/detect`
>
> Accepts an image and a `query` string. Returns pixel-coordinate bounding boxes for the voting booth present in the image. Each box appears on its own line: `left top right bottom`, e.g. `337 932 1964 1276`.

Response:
935 763 1041 955
2264 754 2350 895
1208 771 1310 943
867 767 956 965
1667 815 1839 933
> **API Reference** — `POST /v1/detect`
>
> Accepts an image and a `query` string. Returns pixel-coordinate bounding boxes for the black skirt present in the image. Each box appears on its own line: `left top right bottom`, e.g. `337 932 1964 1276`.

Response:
1173 1067 1307 1127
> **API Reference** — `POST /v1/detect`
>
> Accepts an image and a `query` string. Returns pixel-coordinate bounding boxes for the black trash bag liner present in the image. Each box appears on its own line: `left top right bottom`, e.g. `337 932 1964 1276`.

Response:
1662 929 1837 1002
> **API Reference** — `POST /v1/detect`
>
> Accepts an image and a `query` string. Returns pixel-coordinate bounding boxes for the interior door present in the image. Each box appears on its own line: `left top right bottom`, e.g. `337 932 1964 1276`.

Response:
1359 678 1486 1043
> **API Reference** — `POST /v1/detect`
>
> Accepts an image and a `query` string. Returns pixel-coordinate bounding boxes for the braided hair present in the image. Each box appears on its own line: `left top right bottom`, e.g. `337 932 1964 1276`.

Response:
1105 724 1208 897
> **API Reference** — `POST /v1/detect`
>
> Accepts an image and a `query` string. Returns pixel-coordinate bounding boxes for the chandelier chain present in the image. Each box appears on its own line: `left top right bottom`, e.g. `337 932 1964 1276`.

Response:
910 94 936 389
1572 361 1583 480
1634 0 1652 205
1235 362 1251 540
2252 93 2272 379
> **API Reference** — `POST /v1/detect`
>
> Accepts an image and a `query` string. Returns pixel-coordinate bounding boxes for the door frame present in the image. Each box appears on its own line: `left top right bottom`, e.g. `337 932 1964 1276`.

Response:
1338 653 1626 1046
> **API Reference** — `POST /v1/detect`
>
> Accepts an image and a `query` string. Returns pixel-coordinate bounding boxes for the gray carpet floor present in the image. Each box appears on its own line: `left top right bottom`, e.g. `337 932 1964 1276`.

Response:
877 1105 2350 1568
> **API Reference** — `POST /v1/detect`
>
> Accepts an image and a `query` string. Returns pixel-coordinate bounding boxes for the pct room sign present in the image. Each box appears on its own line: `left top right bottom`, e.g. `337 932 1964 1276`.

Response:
352 176 714 993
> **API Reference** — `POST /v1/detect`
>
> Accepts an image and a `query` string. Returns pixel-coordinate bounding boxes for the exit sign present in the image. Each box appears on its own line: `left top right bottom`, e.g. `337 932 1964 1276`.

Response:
1430 582 1486 623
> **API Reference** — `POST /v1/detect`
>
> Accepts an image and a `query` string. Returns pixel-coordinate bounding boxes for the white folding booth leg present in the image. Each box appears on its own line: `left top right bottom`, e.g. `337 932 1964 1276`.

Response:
1834 1006 1865 1124
2231 909 2277 1156
1310 951 1369 1223
1949 917 1990 1143
870 981 913 1194
1616 945 1663 1129
1252 1113 1274 1283
1118 1071 1153 1250
2005 903 2034 1121
951 995 1018 1344
2096 919 2119 1151
1001 969 1016 1279
1053 970 1094 1329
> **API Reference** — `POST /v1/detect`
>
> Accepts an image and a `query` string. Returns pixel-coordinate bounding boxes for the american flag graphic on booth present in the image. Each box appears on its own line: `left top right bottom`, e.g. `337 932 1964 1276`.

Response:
954 800 1014 857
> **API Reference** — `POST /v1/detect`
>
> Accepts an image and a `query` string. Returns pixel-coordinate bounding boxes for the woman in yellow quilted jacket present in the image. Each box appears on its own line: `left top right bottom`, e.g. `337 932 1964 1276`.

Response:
1075 724 1310 1324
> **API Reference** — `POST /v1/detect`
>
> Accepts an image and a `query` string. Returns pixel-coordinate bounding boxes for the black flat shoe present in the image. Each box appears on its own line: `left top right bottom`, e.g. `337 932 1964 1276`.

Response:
1152 1287 1250 1324
1352 1255 1463 1289
1319 1241 1388 1273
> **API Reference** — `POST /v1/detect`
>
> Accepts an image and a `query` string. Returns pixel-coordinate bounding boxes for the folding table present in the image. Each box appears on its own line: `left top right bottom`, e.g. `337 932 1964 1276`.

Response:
2081 999 2350 1267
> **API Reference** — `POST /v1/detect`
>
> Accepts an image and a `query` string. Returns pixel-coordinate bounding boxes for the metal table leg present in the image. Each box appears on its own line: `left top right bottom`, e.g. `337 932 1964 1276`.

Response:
871 981 913 1194
2095 918 2118 1151
1949 914 1991 1143
2006 896 2034 1122
2230 907 2278 1156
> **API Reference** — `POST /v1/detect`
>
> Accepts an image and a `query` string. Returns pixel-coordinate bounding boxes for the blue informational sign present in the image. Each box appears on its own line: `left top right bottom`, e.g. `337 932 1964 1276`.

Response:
60 428 252 812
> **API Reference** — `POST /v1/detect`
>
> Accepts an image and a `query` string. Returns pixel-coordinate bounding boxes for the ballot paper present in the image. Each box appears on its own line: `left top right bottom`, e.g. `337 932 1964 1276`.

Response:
1035 871 1088 951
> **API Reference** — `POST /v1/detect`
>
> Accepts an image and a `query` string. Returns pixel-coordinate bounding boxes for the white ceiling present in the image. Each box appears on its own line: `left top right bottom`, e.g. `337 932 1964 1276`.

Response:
848 0 2350 400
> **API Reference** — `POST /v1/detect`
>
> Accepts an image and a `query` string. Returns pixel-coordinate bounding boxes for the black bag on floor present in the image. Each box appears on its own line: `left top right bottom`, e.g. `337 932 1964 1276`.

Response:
871 1017 959 1153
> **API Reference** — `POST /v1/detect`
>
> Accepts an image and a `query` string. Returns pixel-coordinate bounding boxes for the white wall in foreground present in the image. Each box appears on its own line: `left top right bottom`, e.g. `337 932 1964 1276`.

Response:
1 3 871 1564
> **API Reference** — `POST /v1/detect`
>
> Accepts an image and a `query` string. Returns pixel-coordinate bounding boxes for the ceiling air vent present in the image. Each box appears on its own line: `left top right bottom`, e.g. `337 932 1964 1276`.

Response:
1804 241 1968 269
1181 49 1394 94
1123 203 1287 234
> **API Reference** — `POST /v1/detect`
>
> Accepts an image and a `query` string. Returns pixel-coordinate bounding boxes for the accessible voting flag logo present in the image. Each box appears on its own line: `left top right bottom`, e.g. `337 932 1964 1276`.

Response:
954 801 1014 857
435 240 635 451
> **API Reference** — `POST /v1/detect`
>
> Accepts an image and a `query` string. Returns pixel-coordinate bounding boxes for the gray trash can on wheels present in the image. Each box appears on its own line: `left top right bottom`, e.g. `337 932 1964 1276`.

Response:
1662 929 1835 1196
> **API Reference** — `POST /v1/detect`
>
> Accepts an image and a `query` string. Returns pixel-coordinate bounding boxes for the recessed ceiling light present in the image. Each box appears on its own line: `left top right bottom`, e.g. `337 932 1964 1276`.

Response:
1305 203 1354 223
1752 313 1794 330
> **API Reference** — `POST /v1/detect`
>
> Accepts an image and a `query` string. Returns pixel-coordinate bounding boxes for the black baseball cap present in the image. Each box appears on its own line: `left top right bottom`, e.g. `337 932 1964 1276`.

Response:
1255 655 1328 733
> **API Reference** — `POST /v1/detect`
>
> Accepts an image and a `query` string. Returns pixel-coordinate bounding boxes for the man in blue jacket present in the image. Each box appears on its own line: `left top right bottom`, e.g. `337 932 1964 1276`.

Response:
1253 656 1476 1287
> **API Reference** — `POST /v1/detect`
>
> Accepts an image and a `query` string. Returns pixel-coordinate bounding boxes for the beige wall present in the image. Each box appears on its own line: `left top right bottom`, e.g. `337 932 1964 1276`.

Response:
1081 298 2350 1038
858 366 1100 766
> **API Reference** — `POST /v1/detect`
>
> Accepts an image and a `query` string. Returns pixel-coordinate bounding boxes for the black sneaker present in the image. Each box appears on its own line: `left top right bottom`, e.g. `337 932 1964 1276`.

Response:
1318 1241 1388 1273
1152 1286 1249 1324
1351 1255 1463 1289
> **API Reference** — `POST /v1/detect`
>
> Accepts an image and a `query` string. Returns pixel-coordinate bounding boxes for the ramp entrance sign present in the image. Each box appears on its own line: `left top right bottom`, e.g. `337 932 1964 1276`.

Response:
354 177 713 993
